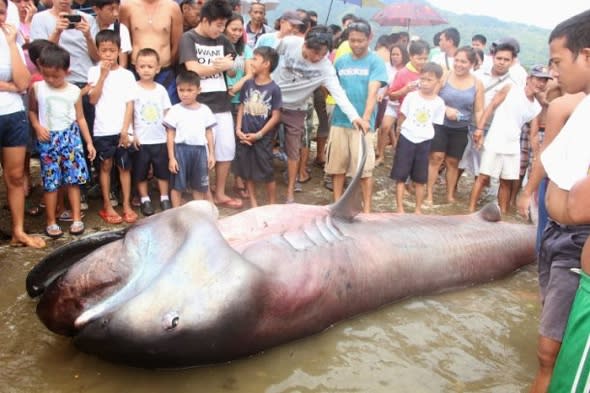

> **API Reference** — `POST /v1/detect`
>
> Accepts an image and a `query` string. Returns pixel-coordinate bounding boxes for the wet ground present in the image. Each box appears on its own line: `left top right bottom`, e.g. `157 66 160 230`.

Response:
0 147 540 392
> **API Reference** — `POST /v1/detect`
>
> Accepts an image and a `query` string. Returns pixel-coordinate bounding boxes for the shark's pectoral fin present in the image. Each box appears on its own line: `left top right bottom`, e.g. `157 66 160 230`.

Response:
329 130 368 221
26 229 128 297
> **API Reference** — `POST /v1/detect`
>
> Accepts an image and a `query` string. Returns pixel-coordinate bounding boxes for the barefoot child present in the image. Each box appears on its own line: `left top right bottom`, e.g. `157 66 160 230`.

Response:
88 29 138 224
132 48 172 216
29 45 96 237
390 62 445 214
165 71 216 207
233 46 282 207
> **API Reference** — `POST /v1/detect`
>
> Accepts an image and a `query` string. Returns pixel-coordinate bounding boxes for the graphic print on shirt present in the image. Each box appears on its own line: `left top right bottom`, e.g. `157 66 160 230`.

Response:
243 87 272 118
194 43 227 93
410 104 434 129
282 56 322 82
138 100 161 125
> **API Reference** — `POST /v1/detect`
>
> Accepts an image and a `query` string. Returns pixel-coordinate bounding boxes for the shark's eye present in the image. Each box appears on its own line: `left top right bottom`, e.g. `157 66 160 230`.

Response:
163 312 179 331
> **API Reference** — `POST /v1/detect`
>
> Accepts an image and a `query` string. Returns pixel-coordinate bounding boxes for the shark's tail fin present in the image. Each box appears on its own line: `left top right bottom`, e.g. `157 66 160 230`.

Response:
329 131 368 221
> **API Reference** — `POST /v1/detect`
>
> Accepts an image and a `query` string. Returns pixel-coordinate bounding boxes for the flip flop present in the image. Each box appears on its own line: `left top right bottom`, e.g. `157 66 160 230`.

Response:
122 210 139 224
99 209 123 225
215 198 243 209
45 224 64 239
69 221 85 236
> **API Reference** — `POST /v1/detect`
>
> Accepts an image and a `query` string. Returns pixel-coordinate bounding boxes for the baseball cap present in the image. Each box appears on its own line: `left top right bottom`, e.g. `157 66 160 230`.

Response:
492 37 520 54
529 64 553 79
281 10 304 26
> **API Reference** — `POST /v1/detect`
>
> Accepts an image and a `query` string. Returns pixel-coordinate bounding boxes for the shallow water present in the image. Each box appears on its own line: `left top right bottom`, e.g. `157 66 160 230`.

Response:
0 155 540 392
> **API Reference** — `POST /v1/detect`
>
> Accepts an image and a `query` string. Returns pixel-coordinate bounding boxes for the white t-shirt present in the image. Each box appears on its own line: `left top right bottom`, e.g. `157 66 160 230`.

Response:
87 66 137 136
541 94 590 191
34 81 80 130
31 10 95 83
484 86 541 155
399 91 445 143
90 21 132 54
133 83 172 144
162 103 216 146
0 32 26 115
431 51 454 72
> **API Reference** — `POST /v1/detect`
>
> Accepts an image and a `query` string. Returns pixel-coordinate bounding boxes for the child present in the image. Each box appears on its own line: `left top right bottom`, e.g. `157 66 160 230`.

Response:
28 45 96 237
88 29 138 224
388 39 430 125
390 62 445 214
132 48 172 216
233 46 282 207
164 71 216 207
468 65 550 213
91 0 132 68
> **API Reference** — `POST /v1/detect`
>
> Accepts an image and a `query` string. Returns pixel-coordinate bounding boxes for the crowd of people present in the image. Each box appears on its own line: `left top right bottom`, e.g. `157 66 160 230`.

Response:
1 0 590 390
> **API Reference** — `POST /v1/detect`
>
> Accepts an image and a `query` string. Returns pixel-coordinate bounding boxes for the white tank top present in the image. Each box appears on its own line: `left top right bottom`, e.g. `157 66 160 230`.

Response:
34 81 80 130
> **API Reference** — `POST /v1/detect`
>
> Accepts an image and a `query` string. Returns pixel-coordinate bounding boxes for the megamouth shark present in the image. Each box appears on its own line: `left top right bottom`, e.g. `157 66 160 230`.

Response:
26 138 536 368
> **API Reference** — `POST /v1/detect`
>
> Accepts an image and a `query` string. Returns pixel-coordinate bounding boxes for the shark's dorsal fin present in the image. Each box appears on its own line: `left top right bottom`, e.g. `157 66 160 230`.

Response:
329 131 368 221
477 202 502 222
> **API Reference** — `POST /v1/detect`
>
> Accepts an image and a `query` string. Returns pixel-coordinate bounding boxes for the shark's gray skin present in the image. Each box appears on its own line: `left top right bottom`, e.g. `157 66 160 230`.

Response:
26 140 536 369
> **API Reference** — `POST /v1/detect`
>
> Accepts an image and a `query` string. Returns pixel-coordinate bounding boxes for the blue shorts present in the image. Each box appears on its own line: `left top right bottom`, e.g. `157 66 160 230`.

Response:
390 134 431 184
170 144 209 193
37 122 90 192
93 135 134 170
0 110 30 147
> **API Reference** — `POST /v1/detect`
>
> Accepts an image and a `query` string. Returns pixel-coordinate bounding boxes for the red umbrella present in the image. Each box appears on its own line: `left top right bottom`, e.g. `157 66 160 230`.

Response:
372 2 448 30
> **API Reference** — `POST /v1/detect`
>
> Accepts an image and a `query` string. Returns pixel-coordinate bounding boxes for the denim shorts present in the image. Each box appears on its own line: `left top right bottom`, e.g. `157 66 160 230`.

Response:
0 111 30 147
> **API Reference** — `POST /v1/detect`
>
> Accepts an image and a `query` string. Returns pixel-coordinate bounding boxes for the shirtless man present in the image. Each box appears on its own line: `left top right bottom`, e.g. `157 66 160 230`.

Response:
524 10 590 393
120 0 182 102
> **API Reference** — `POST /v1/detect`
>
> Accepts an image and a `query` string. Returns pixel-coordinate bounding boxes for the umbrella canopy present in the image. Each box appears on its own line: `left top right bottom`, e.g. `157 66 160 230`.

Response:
372 2 447 30
240 0 279 11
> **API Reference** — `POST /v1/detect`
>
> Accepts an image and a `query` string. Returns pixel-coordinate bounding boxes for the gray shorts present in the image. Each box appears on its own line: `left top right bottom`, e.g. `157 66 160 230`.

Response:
538 220 590 341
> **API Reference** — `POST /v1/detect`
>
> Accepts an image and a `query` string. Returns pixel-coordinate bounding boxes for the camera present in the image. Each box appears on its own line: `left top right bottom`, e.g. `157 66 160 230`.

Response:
63 14 82 29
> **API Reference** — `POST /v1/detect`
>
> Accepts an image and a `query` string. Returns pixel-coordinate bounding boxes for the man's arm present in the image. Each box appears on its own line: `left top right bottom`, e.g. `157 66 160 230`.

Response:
169 2 183 65
362 80 382 124
473 84 511 147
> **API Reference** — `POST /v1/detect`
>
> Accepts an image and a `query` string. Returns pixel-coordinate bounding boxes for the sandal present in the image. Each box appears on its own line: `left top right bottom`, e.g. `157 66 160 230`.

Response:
98 209 123 224
215 197 243 209
122 210 139 224
45 224 64 239
69 221 85 236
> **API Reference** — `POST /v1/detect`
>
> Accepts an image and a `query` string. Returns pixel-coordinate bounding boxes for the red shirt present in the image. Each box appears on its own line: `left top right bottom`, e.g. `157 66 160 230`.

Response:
388 63 420 111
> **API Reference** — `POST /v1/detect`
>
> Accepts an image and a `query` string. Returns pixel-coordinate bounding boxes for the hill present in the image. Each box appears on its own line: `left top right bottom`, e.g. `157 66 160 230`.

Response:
263 0 551 67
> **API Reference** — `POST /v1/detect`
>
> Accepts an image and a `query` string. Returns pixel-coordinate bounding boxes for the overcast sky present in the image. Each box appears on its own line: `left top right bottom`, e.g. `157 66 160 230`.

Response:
427 0 588 29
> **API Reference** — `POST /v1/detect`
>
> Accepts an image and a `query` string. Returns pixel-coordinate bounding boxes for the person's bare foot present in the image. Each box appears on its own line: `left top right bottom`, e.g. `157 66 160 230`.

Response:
11 232 46 248
415 209 423 215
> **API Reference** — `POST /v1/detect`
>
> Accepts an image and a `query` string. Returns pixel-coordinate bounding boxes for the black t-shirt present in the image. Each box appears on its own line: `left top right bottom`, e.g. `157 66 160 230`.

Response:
179 30 236 113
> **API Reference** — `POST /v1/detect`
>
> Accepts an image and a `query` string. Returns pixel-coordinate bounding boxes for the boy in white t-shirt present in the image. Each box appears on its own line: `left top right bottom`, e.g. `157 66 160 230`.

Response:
88 29 137 224
91 0 132 68
132 48 172 216
468 65 551 213
164 71 216 207
390 62 445 214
